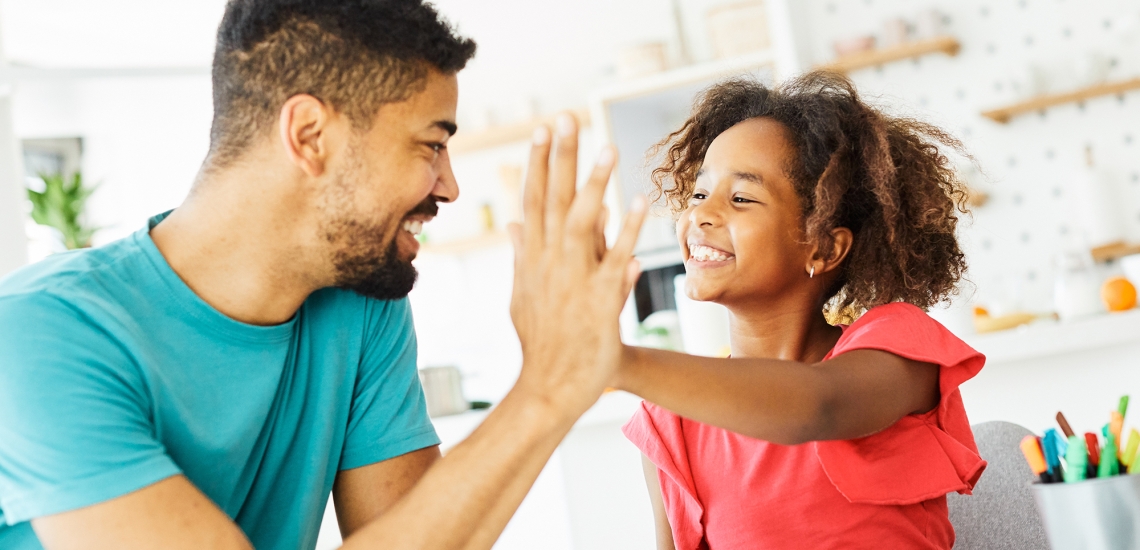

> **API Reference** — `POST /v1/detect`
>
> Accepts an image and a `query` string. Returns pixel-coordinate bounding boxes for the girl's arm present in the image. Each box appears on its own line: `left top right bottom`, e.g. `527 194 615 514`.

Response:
615 347 940 445
640 455 677 550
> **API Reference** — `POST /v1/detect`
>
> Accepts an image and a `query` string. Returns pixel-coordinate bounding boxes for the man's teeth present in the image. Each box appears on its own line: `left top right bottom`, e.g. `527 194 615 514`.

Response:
689 244 732 262
402 220 424 236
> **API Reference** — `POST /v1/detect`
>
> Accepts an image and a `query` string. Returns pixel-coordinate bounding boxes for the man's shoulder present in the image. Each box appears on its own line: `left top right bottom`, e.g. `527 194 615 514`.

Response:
0 236 142 303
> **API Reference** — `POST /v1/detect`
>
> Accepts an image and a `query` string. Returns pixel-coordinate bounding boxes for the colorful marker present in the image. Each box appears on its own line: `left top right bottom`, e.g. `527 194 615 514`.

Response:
1064 435 1089 483
1085 432 1101 467
1123 429 1140 471
1020 435 1050 483
1099 431 1120 478
1056 411 1076 438
1111 411 1125 460
1120 395 1130 418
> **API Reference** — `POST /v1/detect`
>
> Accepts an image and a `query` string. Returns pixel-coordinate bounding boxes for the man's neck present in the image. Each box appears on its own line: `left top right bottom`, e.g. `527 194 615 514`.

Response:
150 161 329 326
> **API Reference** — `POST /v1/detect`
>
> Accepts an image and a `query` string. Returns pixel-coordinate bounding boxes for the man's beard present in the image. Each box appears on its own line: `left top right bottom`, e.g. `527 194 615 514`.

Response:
325 195 439 302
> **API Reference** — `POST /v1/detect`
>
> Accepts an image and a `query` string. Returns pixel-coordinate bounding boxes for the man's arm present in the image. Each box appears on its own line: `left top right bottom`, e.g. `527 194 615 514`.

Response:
333 446 441 536
30 114 645 550
33 476 252 550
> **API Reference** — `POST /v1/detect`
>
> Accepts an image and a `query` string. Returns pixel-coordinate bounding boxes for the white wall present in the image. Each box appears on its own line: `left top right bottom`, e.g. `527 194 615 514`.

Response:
0 92 28 276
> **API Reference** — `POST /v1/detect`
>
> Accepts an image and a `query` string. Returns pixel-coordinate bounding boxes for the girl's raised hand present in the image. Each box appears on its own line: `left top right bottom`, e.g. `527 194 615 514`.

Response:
508 113 646 419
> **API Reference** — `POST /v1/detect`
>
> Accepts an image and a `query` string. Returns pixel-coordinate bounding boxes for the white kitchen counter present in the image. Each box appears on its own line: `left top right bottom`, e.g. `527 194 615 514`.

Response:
962 309 1140 365
957 309 1140 438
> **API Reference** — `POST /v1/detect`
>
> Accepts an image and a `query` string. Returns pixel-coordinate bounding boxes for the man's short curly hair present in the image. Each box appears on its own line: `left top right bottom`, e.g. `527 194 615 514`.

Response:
652 71 970 321
208 0 477 168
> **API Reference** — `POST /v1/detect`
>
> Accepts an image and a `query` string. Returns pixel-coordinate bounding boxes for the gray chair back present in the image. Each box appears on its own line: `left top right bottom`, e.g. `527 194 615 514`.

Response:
948 421 1049 549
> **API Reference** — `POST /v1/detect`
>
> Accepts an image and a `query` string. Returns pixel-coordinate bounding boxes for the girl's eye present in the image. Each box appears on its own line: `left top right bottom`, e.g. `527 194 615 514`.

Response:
691 193 708 201
732 196 754 203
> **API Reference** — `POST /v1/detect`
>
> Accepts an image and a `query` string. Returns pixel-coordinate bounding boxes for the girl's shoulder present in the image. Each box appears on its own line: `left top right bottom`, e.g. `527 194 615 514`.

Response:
830 302 983 373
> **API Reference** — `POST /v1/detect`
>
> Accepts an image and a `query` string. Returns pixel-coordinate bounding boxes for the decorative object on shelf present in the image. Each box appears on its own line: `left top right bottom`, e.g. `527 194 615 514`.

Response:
1101 276 1137 313
817 36 960 74
419 366 471 418
832 35 876 58
705 1 770 60
1068 146 1125 250
26 171 98 250
616 42 669 80
447 108 591 155
912 8 946 40
980 77 1140 124
1054 247 1105 321
880 18 909 49
1120 254 1140 289
972 306 1056 334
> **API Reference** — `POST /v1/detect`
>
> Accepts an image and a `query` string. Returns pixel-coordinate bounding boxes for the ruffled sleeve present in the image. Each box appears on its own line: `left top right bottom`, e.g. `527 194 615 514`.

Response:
622 401 706 550
814 302 988 505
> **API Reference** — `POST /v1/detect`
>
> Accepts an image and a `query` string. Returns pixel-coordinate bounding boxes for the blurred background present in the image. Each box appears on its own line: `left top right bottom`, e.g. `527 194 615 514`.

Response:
1 1 1140 548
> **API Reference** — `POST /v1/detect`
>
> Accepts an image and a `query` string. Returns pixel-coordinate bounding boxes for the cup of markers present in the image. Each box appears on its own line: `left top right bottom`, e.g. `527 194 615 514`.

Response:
1022 396 1140 549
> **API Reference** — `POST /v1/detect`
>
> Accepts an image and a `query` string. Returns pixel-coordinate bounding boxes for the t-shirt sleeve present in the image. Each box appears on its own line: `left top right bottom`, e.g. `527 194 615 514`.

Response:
339 298 440 471
0 294 181 525
622 402 706 550
814 302 988 505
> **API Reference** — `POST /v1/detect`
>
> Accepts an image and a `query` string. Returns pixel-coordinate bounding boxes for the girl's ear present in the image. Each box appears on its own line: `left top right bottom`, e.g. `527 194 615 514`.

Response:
809 227 854 277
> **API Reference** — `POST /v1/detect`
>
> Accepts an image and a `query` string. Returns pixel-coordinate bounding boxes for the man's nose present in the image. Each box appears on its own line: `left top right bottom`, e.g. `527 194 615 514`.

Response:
432 153 459 204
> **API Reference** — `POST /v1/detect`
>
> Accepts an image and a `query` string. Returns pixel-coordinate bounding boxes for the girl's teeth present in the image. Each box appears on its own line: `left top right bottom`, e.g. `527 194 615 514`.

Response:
402 220 424 236
688 245 731 262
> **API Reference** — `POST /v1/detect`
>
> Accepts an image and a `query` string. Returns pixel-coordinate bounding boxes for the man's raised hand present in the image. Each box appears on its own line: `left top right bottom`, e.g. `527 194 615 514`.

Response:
507 113 646 419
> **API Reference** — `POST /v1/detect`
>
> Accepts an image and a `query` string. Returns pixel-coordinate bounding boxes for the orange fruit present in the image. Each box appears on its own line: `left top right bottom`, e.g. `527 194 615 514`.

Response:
1102 276 1138 312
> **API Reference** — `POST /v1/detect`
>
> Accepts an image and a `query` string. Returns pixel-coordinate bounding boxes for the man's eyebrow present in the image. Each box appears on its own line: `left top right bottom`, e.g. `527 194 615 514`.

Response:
433 120 458 136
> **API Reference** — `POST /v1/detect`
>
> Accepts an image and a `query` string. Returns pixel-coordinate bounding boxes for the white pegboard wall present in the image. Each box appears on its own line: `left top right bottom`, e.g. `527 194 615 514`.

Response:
792 0 1140 314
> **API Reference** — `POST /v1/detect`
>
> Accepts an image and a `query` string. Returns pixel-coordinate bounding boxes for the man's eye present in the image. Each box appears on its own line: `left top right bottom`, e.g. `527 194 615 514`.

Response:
430 143 445 153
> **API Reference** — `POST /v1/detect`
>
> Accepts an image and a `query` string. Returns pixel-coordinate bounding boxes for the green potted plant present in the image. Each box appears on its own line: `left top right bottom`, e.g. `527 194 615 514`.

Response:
27 172 99 250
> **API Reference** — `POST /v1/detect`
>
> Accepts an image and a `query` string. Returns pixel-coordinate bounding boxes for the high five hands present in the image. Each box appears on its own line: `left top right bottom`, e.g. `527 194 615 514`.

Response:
507 113 647 420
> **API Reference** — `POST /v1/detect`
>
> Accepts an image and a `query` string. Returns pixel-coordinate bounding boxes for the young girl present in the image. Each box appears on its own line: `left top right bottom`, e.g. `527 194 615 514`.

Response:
616 71 985 549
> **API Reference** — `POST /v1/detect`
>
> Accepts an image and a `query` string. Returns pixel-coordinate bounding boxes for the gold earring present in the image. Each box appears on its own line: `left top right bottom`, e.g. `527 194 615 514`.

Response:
809 265 815 279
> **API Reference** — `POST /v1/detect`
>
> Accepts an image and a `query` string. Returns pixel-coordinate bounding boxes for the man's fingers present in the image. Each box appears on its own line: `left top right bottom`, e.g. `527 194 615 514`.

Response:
545 113 579 247
566 146 616 239
523 126 552 253
594 206 609 261
621 259 642 301
603 196 648 274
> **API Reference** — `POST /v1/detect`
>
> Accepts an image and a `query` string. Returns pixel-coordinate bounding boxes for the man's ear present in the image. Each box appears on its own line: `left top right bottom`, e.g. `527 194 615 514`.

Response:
810 226 854 277
278 94 334 178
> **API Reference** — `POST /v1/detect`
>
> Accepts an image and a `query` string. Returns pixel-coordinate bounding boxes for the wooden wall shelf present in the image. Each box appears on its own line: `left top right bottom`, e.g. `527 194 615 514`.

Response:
981 77 1140 124
448 108 591 155
1091 241 1140 263
817 36 960 74
420 231 510 255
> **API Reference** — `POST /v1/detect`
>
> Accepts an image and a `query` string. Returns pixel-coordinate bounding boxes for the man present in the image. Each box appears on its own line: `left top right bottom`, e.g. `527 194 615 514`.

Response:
0 0 645 548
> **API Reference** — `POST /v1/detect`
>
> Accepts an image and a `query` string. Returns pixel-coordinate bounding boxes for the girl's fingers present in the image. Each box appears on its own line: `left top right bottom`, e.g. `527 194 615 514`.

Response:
522 126 552 254
545 113 579 247
603 196 648 273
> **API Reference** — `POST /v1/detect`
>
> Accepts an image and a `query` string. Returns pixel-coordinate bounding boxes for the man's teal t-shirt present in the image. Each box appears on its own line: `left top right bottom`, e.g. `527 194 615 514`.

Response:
0 214 440 549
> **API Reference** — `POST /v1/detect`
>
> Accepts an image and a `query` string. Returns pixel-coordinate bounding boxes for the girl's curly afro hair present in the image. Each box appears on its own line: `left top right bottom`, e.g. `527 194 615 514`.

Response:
652 71 970 322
